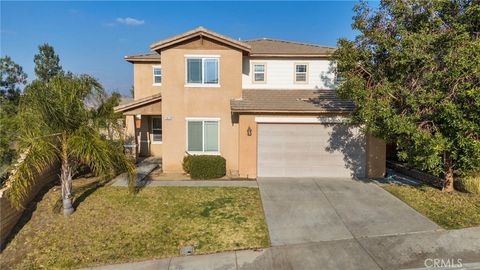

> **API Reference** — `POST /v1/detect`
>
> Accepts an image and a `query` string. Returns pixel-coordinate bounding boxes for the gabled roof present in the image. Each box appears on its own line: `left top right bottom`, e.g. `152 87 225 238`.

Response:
244 39 336 57
124 52 161 63
231 89 354 113
114 93 162 113
150 27 251 52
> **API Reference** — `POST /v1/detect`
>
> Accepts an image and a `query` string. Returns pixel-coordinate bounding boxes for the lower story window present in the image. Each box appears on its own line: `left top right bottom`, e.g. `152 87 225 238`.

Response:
152 117 162 143
187 119 219 153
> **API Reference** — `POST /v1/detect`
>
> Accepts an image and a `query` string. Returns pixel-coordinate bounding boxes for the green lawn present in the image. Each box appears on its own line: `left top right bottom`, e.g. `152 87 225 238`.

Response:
0 181 270 269
383 184 480 229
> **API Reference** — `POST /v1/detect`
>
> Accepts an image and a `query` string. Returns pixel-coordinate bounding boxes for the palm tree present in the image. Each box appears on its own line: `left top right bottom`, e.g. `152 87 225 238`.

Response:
6 74 135 215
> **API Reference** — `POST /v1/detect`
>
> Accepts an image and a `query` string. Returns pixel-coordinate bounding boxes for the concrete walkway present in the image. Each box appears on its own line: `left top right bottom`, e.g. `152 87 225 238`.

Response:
83 227 480 270
111 157 160 187
132 180 258 188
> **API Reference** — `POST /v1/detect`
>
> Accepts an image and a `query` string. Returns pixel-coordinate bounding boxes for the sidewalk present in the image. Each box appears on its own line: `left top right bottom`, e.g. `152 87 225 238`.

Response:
82 227 480 270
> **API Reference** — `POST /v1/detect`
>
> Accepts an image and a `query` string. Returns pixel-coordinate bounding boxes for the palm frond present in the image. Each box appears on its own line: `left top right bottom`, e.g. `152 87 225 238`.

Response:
5 135 58 209
68 126 135 191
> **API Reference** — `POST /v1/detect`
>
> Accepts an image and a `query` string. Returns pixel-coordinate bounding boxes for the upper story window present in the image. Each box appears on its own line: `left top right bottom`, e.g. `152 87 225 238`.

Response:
295 63 308 83
153 66 162 85
186 56 219 86
252 63 266 83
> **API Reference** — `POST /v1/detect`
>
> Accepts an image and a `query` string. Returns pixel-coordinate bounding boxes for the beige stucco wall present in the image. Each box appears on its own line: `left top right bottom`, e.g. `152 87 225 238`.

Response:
160 37 242 174
133 62 162 100
237 113 386 178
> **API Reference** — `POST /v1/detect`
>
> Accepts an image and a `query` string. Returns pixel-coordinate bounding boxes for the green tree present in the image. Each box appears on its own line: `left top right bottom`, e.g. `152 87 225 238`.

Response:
6 74 135 215
333 0 480 191
0 56 27 173
34 43 63 82
92 91 123 140
1 56 27 101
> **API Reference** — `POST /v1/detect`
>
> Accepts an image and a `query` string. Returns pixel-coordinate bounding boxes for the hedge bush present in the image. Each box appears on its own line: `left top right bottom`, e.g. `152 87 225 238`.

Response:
187 155 226 179
182 155 193 174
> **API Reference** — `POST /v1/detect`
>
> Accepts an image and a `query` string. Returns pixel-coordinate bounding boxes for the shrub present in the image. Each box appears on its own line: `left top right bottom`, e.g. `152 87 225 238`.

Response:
182 155 193 174
189 155 226 179
458 173 480 195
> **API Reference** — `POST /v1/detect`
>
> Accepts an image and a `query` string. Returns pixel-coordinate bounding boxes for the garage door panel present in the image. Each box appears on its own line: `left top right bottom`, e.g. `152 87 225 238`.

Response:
257 124 366 178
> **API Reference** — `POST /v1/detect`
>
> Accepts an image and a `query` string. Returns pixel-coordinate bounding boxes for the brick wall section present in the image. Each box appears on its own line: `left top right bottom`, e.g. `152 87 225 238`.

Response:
0 165 58 246
387 160 444 188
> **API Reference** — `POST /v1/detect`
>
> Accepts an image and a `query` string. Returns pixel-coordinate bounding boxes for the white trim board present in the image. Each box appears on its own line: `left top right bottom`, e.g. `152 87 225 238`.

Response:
255 117 349 124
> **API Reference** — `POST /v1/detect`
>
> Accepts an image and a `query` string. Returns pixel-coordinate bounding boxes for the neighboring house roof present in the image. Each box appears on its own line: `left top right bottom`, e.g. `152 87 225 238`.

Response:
244 39 336 57
124 52 161 63
114 93 162 113
230 89 354 113
150 27 252 52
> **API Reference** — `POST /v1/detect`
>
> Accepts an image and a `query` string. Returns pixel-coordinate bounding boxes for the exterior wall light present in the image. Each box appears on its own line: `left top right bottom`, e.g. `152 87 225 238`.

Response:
247 126 252 136
135 114 142 129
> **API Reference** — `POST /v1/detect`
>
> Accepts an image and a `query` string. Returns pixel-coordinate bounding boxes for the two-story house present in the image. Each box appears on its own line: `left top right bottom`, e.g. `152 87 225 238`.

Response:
115 27 386 179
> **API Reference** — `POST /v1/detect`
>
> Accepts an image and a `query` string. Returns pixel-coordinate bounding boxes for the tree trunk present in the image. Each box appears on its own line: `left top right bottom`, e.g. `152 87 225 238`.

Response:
443 154 455 192
60 137 74 216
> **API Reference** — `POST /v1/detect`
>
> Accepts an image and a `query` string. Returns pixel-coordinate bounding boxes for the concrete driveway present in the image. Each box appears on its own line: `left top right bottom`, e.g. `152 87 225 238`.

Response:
257 178 440 246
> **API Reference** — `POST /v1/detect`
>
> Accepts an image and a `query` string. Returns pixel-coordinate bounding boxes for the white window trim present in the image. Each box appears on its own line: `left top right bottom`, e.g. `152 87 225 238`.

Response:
151 116 162 144
185 118 221 155
252 63 267 84
184 56 220 87
294 63 309 84
152 65 162 86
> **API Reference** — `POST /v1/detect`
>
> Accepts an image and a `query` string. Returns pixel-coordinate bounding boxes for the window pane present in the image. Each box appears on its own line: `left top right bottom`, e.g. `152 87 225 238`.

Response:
188 121 203 151
296 65 307 72
204 121 218 152
254 73 265 82
296 73 307 82
152 132 162 142
153 68 161 75
187 59 202 83
254 64 265 72
152 118 161 129
204 59 218 84
154 75 161 84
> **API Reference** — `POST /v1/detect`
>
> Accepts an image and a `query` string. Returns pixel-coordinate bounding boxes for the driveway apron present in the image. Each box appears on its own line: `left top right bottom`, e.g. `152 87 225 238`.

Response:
257 177 439 246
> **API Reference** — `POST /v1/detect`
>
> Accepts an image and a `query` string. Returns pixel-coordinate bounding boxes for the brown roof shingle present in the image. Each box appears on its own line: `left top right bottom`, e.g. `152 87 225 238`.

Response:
114 93 162 113
231 89 354 113
245 39 336 56
124 52 161 62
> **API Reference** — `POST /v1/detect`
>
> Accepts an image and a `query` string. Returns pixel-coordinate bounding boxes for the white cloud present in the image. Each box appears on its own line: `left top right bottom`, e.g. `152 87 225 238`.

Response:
115 17 145 26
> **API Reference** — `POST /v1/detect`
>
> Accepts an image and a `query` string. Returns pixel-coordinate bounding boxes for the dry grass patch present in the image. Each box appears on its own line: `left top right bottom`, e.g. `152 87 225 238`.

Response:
383 184 480 229
0 181 269 269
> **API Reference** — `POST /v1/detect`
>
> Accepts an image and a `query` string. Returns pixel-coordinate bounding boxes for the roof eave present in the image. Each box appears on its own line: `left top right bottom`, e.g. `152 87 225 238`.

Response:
124 56 161 63
230 109 353 114
150 28 252 53
114 94 162 113
249 53 333 58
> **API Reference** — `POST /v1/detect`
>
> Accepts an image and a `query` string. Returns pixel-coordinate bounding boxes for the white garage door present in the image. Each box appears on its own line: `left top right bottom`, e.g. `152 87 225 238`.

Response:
257 124 366 178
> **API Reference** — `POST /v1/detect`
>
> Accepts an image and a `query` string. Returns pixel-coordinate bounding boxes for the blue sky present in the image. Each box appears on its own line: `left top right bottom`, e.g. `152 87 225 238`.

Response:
1 1 365 96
